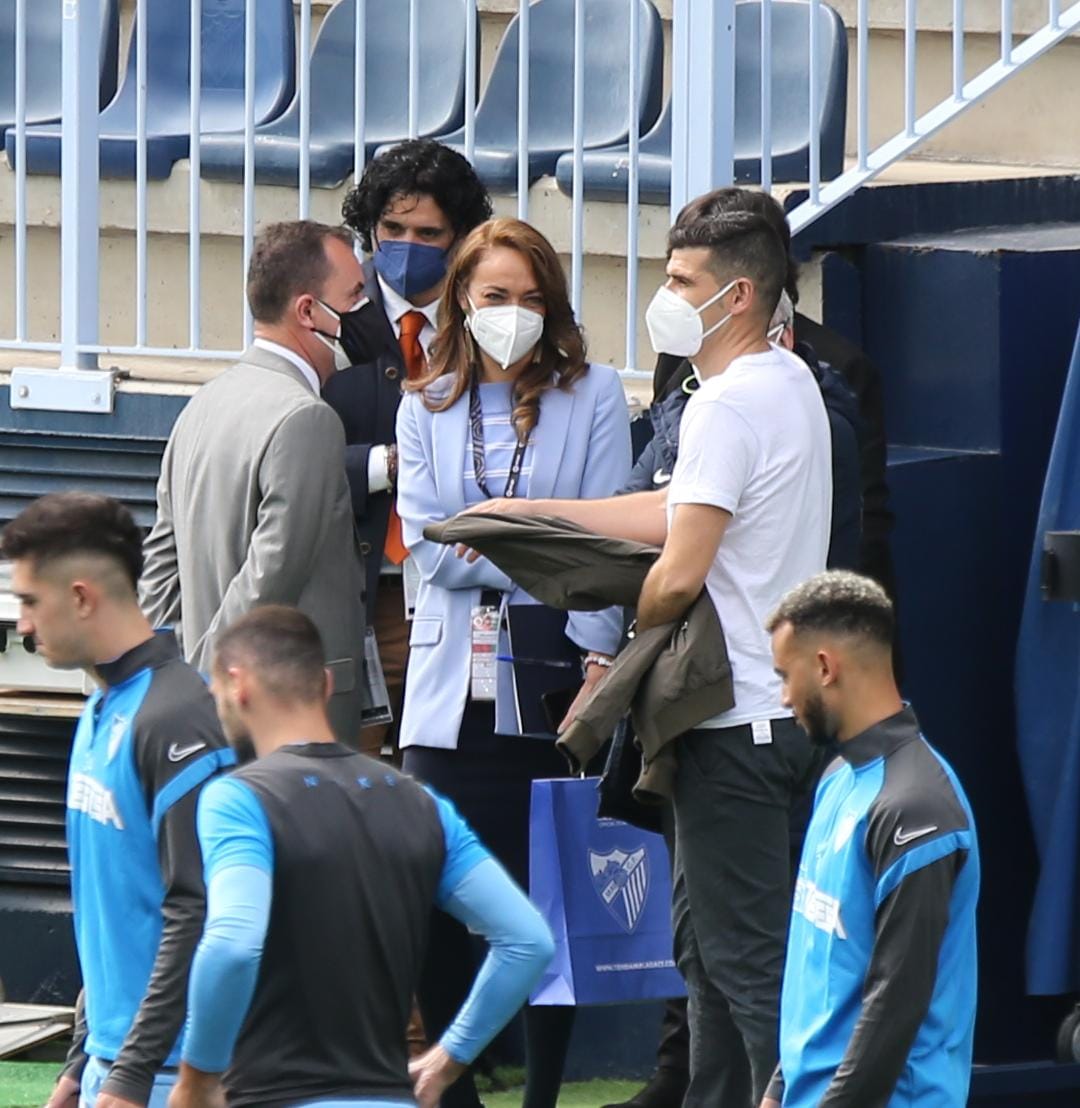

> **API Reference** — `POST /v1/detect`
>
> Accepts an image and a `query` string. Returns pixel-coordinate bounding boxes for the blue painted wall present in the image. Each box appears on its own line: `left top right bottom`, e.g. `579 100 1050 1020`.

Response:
863 226 1080 1063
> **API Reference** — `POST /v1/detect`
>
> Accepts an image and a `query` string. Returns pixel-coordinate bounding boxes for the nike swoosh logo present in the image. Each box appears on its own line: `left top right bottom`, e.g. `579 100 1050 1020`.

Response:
653 468 672 485
893 824 938 847
167 741 207 763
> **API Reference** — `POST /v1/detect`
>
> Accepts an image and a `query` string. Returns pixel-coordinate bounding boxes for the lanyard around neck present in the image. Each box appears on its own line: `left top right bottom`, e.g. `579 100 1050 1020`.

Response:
468 380 529 500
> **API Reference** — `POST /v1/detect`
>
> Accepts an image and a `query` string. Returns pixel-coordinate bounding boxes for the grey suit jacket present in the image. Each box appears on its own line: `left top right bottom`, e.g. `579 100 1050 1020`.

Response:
140 344 369 743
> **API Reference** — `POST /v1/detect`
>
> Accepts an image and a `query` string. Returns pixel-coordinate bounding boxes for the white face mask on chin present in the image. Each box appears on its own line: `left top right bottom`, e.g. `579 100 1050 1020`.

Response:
315 297 364 372
644 279 738 358
465 296 545 370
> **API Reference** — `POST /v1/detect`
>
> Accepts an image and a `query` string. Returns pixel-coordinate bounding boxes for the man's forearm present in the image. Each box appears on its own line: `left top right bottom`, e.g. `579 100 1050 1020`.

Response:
636 561 698 632
473 490 668 545
819 859 957 1107
59 989 88 1087
102 891 204 1102
543 490 667 544
182 866 271 1074
104 792 209 1103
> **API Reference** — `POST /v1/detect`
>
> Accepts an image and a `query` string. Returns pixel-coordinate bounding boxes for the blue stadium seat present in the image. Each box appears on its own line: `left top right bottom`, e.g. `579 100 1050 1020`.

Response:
7 0 294 180
200 0 469 188
554 0 848 204
0 0 119 142
434 0 663 193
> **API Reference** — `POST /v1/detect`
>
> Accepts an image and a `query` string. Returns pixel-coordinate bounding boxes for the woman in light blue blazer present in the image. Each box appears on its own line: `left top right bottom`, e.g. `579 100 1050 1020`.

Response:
396 218 631 1108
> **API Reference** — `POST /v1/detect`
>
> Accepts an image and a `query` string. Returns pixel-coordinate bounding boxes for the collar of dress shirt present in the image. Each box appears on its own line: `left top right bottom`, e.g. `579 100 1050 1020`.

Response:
253 337 322 395
377 274 440 356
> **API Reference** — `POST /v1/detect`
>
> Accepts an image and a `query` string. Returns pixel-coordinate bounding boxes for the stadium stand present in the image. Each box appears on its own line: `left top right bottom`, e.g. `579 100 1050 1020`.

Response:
553 0 848 203
6 0 295 179
200 0 471 188
432 0 664 192
0 0 119 142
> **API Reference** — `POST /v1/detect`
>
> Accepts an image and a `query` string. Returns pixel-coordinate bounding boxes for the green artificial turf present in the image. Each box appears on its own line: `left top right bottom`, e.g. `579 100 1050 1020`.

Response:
0 1062 62 1108
487 1080 639 1106
0 1062 639 1107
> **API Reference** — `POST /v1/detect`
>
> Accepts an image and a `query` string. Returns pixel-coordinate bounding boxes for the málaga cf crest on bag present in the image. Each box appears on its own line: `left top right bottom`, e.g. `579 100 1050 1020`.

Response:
590 846 649 934
529 777 685 1006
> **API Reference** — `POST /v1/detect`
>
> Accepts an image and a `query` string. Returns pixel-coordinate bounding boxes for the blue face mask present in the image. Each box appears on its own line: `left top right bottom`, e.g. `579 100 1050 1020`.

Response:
373 239 449 300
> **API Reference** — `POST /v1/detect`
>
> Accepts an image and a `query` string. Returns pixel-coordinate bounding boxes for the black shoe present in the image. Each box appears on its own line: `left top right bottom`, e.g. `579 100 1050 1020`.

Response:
601 1067 689 1108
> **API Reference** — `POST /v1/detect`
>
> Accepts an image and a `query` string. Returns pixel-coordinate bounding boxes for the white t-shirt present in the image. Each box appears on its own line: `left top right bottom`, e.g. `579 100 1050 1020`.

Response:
667 345 832 728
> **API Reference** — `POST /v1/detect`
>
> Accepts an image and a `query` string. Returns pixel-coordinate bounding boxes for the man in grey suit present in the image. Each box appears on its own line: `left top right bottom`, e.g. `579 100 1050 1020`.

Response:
141 220 370 744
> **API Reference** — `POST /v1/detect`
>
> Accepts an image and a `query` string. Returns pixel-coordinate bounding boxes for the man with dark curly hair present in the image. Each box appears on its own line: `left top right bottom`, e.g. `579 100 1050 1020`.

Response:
323 139 492 760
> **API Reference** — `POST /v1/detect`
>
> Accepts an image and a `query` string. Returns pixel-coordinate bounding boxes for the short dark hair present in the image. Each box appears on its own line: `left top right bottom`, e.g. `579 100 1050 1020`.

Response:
246 220 355 324
766 571 895 649
684 187 799 304
214 605 327 705
341 139 493 253
668 194 789 321
1 493 143 593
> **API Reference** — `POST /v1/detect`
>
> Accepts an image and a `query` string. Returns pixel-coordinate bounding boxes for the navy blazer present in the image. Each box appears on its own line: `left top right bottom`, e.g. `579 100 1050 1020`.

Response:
396 363 632 751
321 260 409 608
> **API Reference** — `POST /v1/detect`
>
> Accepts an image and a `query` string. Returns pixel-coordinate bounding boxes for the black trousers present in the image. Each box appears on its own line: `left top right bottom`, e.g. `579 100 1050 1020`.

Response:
672 719 822 1108
402 701 574 1108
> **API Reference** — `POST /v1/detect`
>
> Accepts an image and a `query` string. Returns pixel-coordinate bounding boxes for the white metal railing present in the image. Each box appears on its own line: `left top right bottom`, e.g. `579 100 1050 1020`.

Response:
1 0 1079 397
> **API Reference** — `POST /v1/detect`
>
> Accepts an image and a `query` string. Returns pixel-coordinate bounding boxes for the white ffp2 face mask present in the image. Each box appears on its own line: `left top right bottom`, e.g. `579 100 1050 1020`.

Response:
466 296 545 370
644 279 738 358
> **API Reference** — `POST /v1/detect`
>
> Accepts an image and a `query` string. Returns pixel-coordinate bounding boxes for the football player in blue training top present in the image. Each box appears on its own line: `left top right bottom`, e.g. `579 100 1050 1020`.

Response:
2 493 235 1108
167 605 554 1108
764 570 979 1108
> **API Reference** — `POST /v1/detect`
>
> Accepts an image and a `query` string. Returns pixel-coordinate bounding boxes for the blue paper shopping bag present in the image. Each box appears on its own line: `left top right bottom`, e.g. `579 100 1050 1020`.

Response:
529 776 686 1006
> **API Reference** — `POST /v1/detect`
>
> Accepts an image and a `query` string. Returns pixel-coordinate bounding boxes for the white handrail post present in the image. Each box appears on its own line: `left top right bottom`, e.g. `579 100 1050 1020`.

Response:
135 0 148 347
14 0 28 341
242 0 256 346
760 0 772 194
953 0 965 101
189 0 202 348
464 0 477 161
299 0 312 217
60 0 102 369
904 0 917 136
569 0 585 316
624 0 641 371
516 0 530 220
353 0 367 183
856 0 868 169
671 0 736 218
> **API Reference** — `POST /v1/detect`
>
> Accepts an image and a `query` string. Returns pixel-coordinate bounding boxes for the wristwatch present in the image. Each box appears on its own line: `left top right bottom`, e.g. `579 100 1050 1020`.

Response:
387 444 399 492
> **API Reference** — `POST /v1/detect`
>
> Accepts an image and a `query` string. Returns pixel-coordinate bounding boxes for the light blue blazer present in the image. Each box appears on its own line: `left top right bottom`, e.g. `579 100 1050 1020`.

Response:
396 362 632 750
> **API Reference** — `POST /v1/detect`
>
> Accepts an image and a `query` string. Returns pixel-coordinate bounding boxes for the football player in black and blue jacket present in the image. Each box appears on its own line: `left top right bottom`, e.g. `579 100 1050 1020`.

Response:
765 571 979 1108
4 494 235 1108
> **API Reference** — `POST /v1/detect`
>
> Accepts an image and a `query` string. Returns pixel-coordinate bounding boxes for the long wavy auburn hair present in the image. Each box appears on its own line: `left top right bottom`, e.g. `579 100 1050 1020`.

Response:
406 218 588 441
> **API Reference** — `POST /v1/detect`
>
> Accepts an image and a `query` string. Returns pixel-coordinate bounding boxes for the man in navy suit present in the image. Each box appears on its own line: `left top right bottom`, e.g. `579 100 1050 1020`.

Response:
323 140 492 758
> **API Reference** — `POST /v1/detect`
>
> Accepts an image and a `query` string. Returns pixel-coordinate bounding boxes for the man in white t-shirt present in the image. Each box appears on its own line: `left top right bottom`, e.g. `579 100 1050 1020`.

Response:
636 201 831 1108
466 192 832 1107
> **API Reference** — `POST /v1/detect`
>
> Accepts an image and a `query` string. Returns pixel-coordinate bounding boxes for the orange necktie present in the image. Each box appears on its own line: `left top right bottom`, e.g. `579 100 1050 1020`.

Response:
384 311 428 564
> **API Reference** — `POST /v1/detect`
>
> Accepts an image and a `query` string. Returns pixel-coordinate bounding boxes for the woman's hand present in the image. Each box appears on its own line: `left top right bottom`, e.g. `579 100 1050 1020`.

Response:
558 657 612 733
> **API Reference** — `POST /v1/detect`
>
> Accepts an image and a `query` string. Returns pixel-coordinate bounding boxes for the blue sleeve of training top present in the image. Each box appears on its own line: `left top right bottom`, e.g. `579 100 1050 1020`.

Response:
423 786 492 904
197 775 274 881
181 778 274 1073
438 858 556 1064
